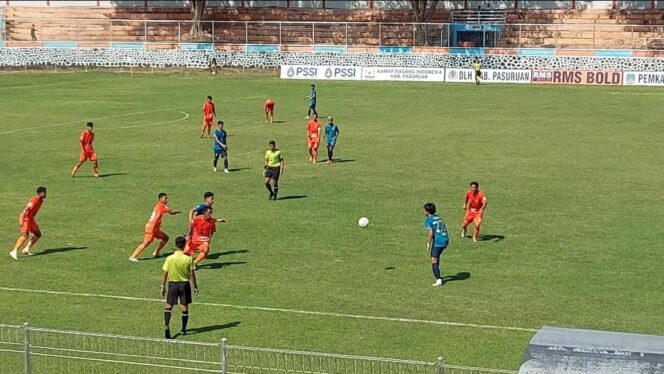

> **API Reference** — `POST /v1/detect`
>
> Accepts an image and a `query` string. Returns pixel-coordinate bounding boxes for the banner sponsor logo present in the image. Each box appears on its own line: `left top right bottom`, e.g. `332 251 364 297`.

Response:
623 72 664 86
361 67 445 82
533 70 622 85
280 65 361 80
445 69 531 83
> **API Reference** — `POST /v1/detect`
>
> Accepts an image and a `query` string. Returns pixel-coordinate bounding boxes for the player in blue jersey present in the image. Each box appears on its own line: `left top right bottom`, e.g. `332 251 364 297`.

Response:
324 116 339 164
187 192 225 241
213 121 228 173
423 203 449 287
305 83 318 119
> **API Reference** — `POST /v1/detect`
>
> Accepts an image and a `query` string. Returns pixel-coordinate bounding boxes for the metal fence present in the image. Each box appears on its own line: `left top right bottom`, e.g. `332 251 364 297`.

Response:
2 18 664 50
0 323 517 374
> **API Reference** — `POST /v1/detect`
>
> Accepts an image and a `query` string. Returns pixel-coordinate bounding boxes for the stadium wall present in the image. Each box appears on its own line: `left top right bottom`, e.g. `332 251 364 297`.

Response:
1 47 664 72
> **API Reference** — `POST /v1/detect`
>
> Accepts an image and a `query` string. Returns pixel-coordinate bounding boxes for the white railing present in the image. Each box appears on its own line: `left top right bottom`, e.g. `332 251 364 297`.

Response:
2 18 664 50
0 323 516 374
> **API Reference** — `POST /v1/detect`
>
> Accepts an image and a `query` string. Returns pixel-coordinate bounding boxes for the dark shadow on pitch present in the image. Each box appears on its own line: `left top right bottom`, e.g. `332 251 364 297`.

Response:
477 234 505 242
332 159 355 164
272 120 286 124
98 173 127 178
33 246 87 256
206 249 249 260
180 321 241 336
227 167 250 172
384 266 396 270
276 195 307 201
441 272 471 283
197 261 247 270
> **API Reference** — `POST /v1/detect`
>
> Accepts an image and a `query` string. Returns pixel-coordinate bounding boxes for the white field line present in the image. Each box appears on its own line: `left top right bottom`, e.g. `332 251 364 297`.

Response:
37 110 190 133
0 96 264 135
0 286 537 333
0 78 109 90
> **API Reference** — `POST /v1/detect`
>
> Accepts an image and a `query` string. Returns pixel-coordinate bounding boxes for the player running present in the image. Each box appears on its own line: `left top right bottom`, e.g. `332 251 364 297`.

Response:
264 99 275 124
213 121 228 173
306 114 321 163
264 140 284 201
10 187 46 260
304 84 318 119
129 193 181 262
462 181 487 242
424 203 449 287
472 59 482 85
183 206 216 265
71 122 99 178
201 96 216 138
324 116 339 164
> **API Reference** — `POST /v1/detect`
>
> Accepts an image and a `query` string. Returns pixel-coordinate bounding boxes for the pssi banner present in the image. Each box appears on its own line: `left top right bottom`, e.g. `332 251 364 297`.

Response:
445 69 531 84
280 65 361 80
532 70 622 85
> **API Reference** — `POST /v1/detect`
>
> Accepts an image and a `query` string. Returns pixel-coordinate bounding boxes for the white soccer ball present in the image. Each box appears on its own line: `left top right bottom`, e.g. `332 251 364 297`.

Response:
358 217 369 228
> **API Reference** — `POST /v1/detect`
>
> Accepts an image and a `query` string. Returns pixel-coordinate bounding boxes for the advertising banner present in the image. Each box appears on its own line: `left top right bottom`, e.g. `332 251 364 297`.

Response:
361 67 446 82
532 70 622 85
280 65 361 80
623 72 664 86
445 69 531 84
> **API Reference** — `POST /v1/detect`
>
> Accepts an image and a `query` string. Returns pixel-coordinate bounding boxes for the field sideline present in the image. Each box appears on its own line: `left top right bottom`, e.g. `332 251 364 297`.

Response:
0 71 663 370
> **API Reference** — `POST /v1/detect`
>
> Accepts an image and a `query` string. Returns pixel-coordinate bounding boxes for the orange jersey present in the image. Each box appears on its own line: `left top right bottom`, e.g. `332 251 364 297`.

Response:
22 196 43 220
203 102 216 117
465 191 486 213
190 215 216 243
144 201 171 233
264 99 275 107
307 120 321 141
80 130 94 152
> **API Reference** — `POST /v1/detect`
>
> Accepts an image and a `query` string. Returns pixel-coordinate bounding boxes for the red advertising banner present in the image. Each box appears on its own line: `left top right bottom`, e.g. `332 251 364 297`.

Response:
532 70 623 85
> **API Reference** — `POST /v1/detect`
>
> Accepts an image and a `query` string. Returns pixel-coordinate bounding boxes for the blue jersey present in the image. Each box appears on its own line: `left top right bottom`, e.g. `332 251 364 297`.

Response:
325 124 339 144
193 203 213 217
310 88 317 105
424 214 449 248
213 129 227 151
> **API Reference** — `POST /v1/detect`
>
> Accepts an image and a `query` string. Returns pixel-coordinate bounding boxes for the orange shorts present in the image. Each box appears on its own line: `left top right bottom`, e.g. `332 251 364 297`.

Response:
308 140 319 149
143 229 167 244
264 104 274 113
79 150 97 162
184 240 209 256
463 211 483 226
204 116 214 126
20 219 40 235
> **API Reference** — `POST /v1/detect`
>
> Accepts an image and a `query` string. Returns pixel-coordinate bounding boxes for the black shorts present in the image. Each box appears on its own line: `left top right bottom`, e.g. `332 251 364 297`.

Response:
166 282 192 305
475 70 481 77
265 166 281 181
214 148 227 158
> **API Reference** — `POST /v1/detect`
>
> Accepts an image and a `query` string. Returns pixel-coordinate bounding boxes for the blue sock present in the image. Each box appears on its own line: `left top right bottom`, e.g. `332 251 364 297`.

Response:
432 263 441 279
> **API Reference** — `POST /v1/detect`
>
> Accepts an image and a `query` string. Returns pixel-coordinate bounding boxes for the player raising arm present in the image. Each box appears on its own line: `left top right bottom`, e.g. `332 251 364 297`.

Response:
129 193 181 262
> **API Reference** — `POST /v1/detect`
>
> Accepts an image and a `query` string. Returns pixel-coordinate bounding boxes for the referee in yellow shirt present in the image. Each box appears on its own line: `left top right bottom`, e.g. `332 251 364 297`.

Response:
264 140 284 201
161 236 198 339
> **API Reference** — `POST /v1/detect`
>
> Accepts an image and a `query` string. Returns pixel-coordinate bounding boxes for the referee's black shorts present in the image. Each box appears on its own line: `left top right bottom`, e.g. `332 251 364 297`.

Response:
265 166 281 181
166 281 192 305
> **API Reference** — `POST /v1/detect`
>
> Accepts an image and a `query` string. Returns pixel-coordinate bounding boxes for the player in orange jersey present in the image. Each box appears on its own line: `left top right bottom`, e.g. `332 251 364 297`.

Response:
10 187 46 260
183 206 217 265
201 96 216 138
129 193 181 262
462 181 488 242
71 122 99 178
306 114 321 163
264 98 275 124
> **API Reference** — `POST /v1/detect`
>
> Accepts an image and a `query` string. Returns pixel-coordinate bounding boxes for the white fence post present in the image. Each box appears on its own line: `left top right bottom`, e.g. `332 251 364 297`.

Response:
436 356 444 374
221 338 228 374
23 323 31 374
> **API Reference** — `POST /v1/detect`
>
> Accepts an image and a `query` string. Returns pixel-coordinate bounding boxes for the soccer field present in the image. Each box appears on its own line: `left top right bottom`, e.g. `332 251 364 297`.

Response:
0 71 663 370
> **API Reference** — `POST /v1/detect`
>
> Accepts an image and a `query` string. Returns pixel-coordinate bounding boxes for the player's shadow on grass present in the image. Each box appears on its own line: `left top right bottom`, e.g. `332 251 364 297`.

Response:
197 261 247 270
77 173 126 178
206 249 249 260
332 159 355 164
477 234 505 242
180 321 241 336
442 272 471 283
34 246 87 256
276 195 307 201
272 120 286 124
227 167 250 173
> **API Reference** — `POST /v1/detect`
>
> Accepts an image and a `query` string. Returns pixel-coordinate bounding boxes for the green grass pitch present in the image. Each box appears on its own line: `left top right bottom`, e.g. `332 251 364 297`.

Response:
0 71 663 370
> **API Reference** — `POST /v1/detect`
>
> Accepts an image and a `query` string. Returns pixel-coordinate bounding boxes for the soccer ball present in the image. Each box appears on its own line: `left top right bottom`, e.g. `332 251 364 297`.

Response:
358 217 369 228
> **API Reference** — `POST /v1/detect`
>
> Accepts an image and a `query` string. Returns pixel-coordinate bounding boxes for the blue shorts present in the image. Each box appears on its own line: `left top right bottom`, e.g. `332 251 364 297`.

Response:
309 101 316 109
214 148 227 158
431 246 447 258
327 141 336 147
